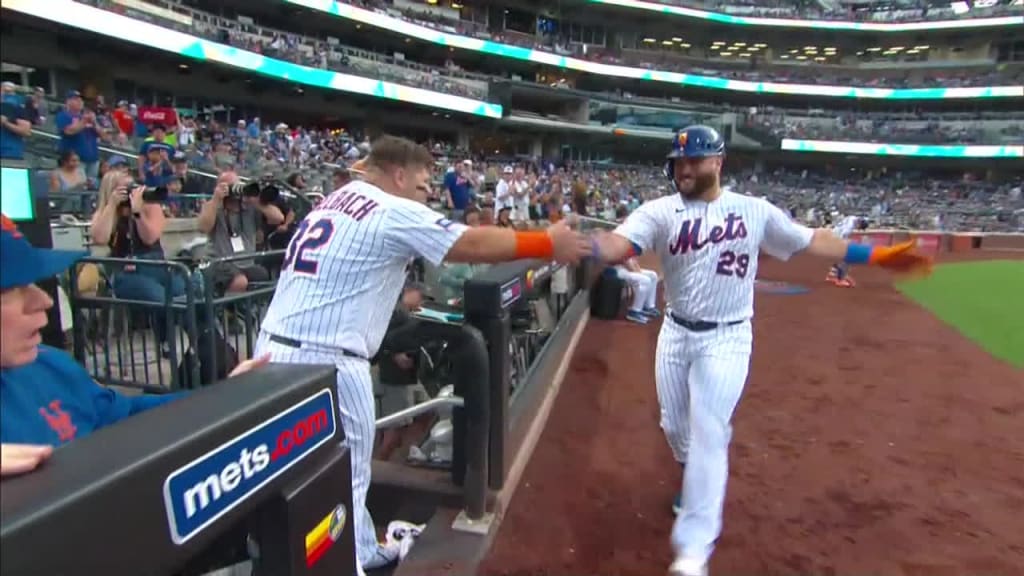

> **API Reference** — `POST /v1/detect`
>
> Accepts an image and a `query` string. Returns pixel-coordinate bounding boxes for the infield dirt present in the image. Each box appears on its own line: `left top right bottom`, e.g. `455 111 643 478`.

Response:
479 251 1024 576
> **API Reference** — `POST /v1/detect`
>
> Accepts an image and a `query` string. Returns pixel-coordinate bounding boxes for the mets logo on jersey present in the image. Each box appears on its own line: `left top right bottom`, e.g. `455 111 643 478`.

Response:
435 217 454 230
669 213 748 255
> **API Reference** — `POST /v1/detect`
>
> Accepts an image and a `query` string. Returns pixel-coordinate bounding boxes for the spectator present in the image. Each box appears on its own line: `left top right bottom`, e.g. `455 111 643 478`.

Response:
56 90 103 182
264 176 299 251
89 171 184 346
162 176 186 217
443 160 475 220
92 94 116 145
98 154 130 181
137 124 175 182
496 206 513 228
435 209 487 304
494 165 514 214
462 205 481 227
512 165 530 223
140 142 174 187
196 172 284 294
112 100 134 146
0 81 32 161
170 151 210 197
177 115 196 150
23 87 45 127
49 150 88 195
0 213 268 476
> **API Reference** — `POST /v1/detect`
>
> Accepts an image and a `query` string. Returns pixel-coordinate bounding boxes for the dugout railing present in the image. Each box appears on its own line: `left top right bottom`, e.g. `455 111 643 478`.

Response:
68 251 286 392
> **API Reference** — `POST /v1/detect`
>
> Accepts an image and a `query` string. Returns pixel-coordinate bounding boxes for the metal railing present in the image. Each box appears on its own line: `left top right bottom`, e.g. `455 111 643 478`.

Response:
68 250 286 391
69 257 199 393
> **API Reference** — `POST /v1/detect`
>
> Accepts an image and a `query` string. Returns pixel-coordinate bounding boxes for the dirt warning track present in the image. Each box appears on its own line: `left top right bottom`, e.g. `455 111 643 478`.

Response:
480 253 1024 576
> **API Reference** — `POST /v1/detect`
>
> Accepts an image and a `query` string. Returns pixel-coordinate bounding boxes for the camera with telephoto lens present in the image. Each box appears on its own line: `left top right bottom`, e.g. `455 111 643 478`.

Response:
119 184 169 208
226 180 281 205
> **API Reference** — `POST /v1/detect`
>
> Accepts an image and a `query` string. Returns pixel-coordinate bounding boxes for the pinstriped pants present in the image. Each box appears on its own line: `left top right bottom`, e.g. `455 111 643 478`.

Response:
655 316 752 564
254 333 380 576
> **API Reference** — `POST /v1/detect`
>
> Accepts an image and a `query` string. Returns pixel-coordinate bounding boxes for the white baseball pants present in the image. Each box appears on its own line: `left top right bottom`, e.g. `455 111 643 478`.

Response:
654 316 752 565
254 333 379 576
616 268 659 312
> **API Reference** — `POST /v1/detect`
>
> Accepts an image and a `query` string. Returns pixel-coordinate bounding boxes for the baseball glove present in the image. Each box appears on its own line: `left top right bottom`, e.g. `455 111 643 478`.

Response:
870 241 934 277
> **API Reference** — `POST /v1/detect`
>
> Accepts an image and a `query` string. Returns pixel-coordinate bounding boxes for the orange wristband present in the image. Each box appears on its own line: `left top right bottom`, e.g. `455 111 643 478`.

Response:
514 231 554 260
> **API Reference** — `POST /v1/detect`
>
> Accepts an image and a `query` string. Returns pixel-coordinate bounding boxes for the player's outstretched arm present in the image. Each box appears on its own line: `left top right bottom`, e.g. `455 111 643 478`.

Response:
805 228 933 277
444 220 592 264
590 230 639 265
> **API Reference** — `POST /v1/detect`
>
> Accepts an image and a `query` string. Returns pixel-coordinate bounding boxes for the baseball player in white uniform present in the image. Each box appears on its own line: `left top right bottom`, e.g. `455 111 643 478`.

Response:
826 214 862 287
255 136 592 574
615 257 660 324
591 126 931 576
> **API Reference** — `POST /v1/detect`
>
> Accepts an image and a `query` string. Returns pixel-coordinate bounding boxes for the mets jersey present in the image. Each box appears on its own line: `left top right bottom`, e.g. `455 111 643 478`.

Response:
614 191 813 322
259 180 467 358
832 215 859 240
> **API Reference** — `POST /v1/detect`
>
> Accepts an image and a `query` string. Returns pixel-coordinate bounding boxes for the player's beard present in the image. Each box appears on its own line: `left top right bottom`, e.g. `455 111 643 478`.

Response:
678 172 717 200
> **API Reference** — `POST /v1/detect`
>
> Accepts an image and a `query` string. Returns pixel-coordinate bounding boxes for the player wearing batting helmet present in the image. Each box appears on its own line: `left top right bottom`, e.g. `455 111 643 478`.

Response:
587 125 932 576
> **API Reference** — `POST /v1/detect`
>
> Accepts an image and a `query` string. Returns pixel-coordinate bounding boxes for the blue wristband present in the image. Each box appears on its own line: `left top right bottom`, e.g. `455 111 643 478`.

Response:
844 243 873 264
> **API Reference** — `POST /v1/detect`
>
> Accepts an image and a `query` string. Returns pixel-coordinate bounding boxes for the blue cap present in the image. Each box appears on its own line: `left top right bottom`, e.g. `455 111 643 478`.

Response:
667 125 725 159
1 215 87 290
107 154 128 167
66 89 82 99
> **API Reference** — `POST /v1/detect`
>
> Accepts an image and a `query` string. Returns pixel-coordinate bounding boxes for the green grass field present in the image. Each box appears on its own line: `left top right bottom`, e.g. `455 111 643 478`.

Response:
896 260 1024 369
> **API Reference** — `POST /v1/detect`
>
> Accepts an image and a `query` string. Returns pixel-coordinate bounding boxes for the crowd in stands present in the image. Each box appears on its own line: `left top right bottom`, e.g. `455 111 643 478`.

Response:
742 112 993 145
726 169 1024 233
87 0 488 100
654 0 1023 21
336 0 1021 89
84 0 1020 108
5 79 1020 237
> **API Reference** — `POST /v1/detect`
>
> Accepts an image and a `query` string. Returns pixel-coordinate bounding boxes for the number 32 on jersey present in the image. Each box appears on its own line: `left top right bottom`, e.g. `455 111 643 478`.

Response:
283 218 335 275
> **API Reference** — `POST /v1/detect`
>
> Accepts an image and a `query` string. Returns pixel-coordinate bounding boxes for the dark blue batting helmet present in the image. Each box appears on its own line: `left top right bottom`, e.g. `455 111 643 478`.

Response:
667 125 726 159
665 125 726 185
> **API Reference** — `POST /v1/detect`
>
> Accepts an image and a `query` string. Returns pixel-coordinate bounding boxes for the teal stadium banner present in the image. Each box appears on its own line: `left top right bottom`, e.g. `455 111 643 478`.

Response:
282 0 1023 100
588 0 1024 32
781 138 1024 158
1 0 504 119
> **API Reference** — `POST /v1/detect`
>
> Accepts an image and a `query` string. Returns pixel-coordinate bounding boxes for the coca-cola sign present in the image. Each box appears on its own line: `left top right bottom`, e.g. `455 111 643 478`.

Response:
137 106 179 126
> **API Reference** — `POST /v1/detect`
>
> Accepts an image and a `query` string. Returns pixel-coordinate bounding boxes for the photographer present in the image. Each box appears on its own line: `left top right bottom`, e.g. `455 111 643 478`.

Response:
263 174 299 252
90 171 184 346
197 172 284 294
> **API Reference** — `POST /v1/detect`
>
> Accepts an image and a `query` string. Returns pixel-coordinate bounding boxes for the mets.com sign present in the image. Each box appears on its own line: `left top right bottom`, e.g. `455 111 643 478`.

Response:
163 390 337 544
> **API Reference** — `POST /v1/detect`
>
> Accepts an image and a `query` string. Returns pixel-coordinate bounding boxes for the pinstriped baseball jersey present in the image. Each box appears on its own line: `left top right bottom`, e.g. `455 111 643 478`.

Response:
260 180 467 357
614 191 813 322
832 215 859 239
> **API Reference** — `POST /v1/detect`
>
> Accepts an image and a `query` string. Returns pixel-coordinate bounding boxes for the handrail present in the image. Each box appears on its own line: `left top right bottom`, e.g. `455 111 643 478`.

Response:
29 130 233 182
375 396 465 430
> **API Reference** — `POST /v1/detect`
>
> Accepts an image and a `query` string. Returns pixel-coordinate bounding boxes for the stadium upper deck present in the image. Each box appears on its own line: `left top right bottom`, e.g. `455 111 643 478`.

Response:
275 0 1022 101
579 0 1023 30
